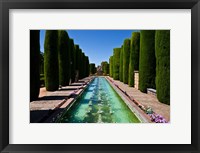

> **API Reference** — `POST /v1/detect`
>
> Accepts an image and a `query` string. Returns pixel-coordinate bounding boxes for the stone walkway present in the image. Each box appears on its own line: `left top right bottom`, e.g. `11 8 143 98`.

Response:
30 77 94 123
107 76 170 122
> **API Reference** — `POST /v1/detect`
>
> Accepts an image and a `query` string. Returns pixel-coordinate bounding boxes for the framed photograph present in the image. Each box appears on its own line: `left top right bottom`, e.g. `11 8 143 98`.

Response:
0 0 199 153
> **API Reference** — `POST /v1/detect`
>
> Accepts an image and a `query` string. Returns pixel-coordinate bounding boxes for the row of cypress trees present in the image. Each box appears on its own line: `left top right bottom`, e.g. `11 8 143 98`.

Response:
45 30 90 91
30 30 90 101
89 63 96 74
109 32 140 86
108 30 170 105
101 61 109 75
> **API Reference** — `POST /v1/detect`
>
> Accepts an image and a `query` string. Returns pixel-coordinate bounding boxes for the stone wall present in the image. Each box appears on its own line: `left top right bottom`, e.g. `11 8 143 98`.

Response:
134 71 139 89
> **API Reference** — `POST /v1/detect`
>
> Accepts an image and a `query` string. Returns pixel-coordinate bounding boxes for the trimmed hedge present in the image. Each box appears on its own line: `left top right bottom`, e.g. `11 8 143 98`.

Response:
82 52 86 78
85 56 90 77
139 30 156 93
58 30 70 86
101 61 109 75
69 39 75 83
119 45 123 82
80 51 84 79
132 32 140 71
77 47 82 79
44 30 59 91
109 56 113 77
113 48 121 80
30 30 40 101
123 39 131 84
74 45 79 72
105 62 109 75
90 63 96 74
40 51 44 74
155 30 170 105
128 32 140 87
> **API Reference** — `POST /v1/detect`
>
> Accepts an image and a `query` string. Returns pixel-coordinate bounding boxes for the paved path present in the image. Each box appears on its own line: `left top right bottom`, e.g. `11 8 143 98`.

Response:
30 77 94 123
107 76 170 122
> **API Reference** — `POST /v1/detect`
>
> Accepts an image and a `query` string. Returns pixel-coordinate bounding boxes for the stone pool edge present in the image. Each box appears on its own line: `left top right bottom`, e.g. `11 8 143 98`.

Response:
105 76 152 123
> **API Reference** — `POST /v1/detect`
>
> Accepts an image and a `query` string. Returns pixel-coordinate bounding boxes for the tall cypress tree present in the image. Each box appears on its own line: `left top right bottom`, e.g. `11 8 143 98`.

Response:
58 30 70 86
128 32 140 87
133 32 140 71
85 56 90 77
123 39 130 84
139 30 156 93
113 48 121 80
44 30 59 91
30 30 40 101
119 45 124 82
69 38 75 83
109 56 113 77
101 61 109 75
74 45 80 81
155 30 170 104
90 63 96 74
80 51 84 79
82 53 86 78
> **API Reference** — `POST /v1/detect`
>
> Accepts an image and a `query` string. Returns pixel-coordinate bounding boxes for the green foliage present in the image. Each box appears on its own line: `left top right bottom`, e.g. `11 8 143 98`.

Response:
155 30 170 105
90 63 96 74
113 48 121 80
85 56 90 77
40 51 44 74
80 51 85 79
82 52 86 78
106 63 109 75
44 30 59 91
139 30 156 93
123 39 130 84
119 45 123 82
132 32 140 71
109 56 113 77
101 61 109 75
69 39 75 83
30 30 40 101
74 45 79 72
128 32 140 87
58 30 70 86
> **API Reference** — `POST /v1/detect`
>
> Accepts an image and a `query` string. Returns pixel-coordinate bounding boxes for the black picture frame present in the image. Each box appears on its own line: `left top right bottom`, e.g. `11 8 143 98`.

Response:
0 0 199 153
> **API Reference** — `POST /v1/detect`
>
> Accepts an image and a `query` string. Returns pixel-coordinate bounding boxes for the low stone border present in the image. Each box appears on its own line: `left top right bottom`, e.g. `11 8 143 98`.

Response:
105 77 151 123
44 77 95 123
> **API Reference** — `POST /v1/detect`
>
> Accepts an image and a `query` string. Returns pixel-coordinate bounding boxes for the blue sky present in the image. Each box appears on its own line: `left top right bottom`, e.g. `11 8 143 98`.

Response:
40 30 139 66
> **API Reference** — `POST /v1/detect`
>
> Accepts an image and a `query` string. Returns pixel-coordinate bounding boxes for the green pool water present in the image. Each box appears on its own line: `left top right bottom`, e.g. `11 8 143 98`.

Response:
57 77 140 123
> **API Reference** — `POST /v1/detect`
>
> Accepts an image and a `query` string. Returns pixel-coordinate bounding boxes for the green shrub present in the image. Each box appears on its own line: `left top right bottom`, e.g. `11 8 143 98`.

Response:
123 39 130 84
119 45 123 82
128 32 140 87
58 30 70 86
30 30 40 101
109 56 113 77
155 30 170 104
139 30 156 93
44 30 59 91
113 48 121 80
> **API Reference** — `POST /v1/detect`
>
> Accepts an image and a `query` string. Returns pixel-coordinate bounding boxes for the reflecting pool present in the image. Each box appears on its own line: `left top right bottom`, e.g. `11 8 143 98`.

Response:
57 77 140 123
